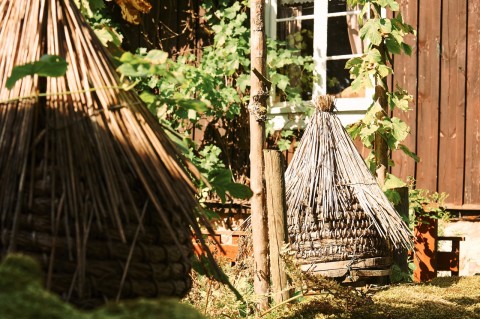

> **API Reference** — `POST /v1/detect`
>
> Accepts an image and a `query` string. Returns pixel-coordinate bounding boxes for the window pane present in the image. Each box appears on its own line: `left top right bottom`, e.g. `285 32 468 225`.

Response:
276 4 314 101
328 0 348 13
327 1 365 97
327 16 354 56
274 0 365 100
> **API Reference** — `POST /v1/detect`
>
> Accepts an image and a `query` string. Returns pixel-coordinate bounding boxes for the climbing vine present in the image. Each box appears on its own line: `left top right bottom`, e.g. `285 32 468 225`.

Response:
345 0 418 202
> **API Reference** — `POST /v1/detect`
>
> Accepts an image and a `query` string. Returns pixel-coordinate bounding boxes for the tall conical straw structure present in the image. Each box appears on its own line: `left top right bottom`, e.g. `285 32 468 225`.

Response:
285 95 411 268
0 0 215 307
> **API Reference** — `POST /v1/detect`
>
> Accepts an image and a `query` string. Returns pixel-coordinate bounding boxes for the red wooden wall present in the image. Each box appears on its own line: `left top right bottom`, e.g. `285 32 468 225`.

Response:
392 0 480 210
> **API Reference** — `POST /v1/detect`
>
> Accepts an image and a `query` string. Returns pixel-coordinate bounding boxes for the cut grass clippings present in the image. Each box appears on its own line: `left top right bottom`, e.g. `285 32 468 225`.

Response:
186 263 480 319
273 276 480 319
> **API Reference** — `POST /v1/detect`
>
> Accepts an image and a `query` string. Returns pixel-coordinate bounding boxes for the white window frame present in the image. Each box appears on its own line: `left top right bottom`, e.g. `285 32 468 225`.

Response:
266 0 375 129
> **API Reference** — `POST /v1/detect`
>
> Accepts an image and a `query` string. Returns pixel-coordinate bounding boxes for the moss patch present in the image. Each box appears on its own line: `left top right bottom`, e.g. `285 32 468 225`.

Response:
0 254 206 319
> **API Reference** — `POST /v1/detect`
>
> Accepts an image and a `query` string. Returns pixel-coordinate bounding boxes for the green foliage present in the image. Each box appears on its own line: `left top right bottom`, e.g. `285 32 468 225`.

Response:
92 299 206 319
345 0 418 181
389 263 413 284
115 1 311 203
192 145 253 204
0 254 206 319
408 178 450 229
6 55 68 89
382 173 406 204
0 254 84 319
74 0 123 47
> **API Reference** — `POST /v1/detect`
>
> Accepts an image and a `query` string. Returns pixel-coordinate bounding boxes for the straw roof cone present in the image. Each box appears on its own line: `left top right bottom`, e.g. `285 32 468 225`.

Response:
285 95 411 265
0 0 215 307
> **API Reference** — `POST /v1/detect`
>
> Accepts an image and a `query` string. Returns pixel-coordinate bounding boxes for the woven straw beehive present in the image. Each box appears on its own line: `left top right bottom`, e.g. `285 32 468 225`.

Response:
285 96 410 268
288 191 390 264
0 0 213 308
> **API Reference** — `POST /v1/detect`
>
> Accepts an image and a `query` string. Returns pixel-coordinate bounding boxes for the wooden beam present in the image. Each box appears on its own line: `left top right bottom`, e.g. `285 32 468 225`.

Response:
299 257 392 276
264 149 290 304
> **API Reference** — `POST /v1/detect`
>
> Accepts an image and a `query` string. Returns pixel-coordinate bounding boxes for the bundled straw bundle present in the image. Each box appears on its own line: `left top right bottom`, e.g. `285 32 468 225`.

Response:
285 96 411 267
0 0 213 308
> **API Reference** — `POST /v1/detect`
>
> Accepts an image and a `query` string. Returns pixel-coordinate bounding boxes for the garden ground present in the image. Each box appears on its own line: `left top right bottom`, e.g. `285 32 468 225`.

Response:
185 262 480 319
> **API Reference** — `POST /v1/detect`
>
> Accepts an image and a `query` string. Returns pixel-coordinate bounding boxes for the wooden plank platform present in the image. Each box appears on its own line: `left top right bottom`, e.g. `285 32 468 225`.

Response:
299 257 392 278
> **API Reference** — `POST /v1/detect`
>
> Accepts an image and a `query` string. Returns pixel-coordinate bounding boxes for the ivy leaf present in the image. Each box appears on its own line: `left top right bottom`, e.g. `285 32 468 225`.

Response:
391 117 410 143
94 27 123 47
117 62 150 77
89 0 105 10
367 48 383 63
360 19 382 45
145 50 168 64
270 73 290 91
177 99 209 113
387 89 412 111
359 124 379 148
347 121 363 139
115 0 152 25
399 144 420 162
224 2 241 20
377 64 393 78
377 0 400 11
236 74 250 93
345 56 363 70
6 55 68 89
384 188 401 205
208 169 252 203
277 138 291 152
383 173 407 191
139 91 156 104
385 36 402 54
402 43 413 56
379 18 392 34
362 102 382 125
226 183 254 200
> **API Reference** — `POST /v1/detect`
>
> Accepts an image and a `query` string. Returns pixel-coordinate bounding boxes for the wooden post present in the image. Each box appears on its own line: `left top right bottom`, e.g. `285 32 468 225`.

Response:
372 3 389 187
393 186 409 274
250 0 269 310
264 150 289 304
374 81 389 187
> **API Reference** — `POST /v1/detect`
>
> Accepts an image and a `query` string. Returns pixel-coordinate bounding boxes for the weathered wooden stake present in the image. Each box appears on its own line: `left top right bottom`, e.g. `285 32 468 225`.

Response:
374 84 389 187
250 0 269 310
393 186 410 273
264 150 290 304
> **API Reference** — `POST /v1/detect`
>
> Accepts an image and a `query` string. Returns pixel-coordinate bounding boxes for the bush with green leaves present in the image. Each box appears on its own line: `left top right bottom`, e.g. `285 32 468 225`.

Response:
115 0 313 203
408 179 450 230
74 0 123 47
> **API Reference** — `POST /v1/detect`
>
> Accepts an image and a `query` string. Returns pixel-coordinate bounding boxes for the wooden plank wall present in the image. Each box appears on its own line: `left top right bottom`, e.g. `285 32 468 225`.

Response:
464 1 480 207
392 0 480 209
438 0 467 206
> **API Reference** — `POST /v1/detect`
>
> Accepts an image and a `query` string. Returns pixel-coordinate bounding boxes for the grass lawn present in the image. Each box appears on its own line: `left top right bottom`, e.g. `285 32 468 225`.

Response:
186 270 480 319
281 276 480 319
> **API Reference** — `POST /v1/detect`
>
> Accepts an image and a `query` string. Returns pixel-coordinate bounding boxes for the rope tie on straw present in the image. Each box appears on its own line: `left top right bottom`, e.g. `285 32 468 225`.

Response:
312 95 335 112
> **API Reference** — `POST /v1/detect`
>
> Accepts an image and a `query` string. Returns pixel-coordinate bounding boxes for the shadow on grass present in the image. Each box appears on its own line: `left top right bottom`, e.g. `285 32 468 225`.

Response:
280 299 344 319
428 276 462 287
